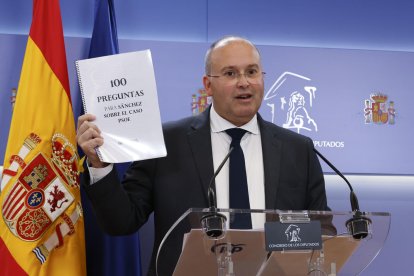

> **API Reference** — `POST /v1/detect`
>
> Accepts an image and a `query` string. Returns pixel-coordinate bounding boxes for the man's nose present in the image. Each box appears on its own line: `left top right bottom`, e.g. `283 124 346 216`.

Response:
236 73 250 86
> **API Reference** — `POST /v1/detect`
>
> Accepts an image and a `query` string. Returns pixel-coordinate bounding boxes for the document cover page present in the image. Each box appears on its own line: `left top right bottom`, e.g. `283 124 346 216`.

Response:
76 50 166 163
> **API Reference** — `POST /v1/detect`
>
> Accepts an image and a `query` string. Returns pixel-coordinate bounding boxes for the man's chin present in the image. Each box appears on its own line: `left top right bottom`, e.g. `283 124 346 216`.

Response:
233 111 257 124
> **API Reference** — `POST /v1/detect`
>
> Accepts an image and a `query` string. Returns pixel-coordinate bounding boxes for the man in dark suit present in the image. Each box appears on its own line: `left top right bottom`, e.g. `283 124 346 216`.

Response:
77 36 329 275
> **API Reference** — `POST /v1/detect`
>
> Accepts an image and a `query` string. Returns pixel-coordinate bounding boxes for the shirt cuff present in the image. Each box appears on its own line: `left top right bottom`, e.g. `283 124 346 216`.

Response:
88 163 114 184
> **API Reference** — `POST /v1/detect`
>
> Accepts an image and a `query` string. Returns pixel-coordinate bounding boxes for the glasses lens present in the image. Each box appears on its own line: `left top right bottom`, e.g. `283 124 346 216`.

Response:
210 71 265 84
245 71 264 84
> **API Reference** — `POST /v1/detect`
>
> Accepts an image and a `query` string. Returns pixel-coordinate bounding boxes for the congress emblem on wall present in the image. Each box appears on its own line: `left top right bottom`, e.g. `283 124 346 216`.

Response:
264 71 318 134
364 93 395 125
191 89 211 116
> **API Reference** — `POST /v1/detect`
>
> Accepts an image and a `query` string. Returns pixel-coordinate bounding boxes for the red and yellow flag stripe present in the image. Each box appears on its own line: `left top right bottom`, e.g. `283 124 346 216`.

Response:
0 0 86 275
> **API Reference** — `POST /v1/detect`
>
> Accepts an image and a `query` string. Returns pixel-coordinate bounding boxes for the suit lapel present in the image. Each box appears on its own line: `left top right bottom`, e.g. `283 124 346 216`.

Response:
185 111 283 209
258 116 282 210
187 109 214 205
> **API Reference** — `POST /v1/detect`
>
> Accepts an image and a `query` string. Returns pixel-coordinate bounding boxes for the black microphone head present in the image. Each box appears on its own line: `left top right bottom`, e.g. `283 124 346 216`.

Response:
345 211 372 240
201 211 227 239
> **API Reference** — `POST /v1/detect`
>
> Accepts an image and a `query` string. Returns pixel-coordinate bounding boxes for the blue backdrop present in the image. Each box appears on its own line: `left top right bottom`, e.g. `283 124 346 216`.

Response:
2 36 412 175
1 1 414 275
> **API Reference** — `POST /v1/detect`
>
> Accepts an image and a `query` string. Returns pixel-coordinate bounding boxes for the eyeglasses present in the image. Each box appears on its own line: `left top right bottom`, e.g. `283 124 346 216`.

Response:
208 68 266 84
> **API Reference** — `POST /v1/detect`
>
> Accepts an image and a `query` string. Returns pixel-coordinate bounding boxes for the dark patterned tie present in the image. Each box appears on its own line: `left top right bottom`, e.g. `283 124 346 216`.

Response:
225 128 252 229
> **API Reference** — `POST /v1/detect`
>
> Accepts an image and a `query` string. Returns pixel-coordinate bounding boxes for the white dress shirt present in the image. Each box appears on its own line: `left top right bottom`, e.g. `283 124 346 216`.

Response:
210 106 265 229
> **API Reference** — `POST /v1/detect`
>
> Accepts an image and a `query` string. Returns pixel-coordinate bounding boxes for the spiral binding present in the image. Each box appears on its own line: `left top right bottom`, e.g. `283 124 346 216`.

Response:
75 60 105 162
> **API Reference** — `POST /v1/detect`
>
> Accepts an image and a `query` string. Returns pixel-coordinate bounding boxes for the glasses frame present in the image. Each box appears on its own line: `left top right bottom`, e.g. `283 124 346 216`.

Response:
207 71 266 84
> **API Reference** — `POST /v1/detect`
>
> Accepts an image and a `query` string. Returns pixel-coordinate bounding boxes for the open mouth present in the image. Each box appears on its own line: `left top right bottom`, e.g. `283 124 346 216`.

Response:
236 94 252 100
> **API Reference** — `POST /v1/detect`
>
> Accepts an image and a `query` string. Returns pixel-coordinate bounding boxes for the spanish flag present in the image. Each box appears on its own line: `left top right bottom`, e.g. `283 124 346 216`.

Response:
0 0 86 275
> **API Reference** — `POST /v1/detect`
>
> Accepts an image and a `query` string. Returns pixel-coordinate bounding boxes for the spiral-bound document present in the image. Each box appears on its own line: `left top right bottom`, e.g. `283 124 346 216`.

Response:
76 50 166 163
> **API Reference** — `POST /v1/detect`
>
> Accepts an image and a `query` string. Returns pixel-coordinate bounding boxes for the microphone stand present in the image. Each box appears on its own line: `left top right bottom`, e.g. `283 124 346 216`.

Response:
201 147 234 239
314 148 371 239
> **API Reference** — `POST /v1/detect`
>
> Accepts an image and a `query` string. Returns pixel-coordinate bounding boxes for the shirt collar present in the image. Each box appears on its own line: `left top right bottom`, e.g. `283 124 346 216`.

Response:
210 104 259 134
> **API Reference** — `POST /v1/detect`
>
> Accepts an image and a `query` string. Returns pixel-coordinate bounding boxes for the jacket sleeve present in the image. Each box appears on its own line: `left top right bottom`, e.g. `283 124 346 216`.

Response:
82 159 156 235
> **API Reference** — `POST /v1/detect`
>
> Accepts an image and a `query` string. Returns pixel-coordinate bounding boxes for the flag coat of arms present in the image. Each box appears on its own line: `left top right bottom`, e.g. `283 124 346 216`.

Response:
0 0 86 275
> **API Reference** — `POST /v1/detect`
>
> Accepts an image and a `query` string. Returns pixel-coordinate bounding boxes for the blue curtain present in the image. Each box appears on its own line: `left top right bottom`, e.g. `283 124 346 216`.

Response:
81 0 142 275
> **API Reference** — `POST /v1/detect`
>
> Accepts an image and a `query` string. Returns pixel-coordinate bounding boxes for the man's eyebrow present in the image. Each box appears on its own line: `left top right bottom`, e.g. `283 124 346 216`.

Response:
220 64 260 71
246 64 260 68
219 66 236 71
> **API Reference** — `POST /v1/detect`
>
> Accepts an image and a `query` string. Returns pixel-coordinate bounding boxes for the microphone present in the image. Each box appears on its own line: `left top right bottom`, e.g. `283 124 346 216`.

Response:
313 148 371 239
201 147 234 238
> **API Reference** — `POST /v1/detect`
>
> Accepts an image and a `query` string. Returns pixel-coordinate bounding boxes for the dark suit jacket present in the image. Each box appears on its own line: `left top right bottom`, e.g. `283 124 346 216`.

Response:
83 108 329 275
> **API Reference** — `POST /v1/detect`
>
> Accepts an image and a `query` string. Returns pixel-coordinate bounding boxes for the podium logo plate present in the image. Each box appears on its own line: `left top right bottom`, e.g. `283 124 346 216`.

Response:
265 221 322 251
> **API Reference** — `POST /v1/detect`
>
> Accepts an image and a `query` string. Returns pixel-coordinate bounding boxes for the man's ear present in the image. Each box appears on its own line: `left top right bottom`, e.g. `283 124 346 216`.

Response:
203 75 213 96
